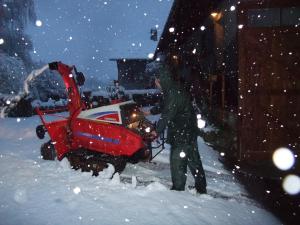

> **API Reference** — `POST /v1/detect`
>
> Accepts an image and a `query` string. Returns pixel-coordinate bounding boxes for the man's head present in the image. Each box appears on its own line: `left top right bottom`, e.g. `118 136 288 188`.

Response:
155 52 166 63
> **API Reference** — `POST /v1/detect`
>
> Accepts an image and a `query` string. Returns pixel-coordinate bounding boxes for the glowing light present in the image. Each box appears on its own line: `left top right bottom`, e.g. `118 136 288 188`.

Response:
145 127 151 133
282 174 300 195
132 113 137 118
180 151 186 158
192 49 196 54
169 27 175 33
73 187 81 194
0 38 4 45
211 12 218 18
272 147 295 171
17 118 21 122
220 152 225 157
35 20 42 27
197 114 201 119
148 53 154 59
200 26 206 31
230 6 236 11
6 100 11 105
210 12 222 21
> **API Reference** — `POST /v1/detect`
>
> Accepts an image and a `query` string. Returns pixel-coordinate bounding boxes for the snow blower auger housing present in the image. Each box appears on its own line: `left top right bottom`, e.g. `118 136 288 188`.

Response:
36 62 154 175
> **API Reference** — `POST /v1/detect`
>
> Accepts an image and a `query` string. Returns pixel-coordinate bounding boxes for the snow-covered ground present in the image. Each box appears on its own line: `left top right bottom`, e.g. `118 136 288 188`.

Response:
0 115 281 225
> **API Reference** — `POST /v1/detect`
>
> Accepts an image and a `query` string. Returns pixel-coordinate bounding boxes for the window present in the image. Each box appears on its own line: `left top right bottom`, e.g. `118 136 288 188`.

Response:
248 8 280 27
247 7 300 27
282 7 300 26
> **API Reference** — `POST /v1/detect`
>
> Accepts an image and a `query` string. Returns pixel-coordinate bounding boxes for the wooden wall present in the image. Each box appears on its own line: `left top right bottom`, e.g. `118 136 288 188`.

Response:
237 0 300 160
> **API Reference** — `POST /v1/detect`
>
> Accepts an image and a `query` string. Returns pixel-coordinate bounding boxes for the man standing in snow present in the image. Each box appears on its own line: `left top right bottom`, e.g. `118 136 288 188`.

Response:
152 55 207 194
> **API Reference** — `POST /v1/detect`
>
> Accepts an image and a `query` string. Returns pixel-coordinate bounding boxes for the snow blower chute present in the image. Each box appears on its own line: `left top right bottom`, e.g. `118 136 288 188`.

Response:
35 62 155 175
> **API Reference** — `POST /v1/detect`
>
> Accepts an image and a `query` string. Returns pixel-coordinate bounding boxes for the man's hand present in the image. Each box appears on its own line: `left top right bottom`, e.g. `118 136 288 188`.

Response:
142 110 151 116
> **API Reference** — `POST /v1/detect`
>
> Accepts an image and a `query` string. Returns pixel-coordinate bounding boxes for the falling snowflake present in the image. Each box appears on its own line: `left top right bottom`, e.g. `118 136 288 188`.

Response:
180 151 186 158
282 174 300 195
35 20 43 27
148 53 154 59
73 187 81 194
272 147 295 171
169 27 175 33
238 24 244 29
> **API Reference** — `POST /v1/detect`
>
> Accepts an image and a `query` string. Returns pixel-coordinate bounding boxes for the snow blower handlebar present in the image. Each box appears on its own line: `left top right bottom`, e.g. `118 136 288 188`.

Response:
150 126 166 161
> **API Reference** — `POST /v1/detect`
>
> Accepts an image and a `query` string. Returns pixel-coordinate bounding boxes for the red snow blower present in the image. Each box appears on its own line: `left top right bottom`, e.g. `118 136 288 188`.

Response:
35 62 157 175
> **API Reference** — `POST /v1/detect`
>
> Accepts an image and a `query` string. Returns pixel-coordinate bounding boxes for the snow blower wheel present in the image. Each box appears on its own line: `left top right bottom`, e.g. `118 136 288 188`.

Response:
41 141 56 160
36 125 46 139
66 149 127 175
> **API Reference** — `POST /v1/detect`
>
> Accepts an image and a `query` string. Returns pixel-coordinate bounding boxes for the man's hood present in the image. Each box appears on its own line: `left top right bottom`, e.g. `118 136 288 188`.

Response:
159 65 178 94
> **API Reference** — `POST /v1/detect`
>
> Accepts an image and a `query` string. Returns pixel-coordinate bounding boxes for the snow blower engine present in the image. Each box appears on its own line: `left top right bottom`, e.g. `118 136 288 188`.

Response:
35 62 158 175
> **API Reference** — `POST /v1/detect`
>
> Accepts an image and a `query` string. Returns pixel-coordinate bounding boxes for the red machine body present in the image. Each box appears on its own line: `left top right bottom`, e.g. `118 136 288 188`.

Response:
36 62 152 162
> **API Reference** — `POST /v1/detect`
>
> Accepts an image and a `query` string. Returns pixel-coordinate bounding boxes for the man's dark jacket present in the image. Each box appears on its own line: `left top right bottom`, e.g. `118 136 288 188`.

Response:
156 66 198 144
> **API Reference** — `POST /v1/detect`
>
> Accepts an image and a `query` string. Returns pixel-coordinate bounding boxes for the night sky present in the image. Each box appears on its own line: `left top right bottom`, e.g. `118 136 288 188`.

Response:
26 0 173 86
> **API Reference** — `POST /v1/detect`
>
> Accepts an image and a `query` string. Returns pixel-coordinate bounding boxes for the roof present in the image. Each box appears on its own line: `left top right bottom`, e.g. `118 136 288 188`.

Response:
109 58 151 62
155 0 219 56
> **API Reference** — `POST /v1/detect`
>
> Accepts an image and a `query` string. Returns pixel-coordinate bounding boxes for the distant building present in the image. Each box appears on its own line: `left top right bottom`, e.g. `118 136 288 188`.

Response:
109 58 154 90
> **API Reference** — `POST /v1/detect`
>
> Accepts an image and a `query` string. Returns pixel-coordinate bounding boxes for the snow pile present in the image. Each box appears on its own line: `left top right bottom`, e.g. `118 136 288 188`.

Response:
0 116 281 225
125 89 160 95
23 64 49 95
0 64 51 118
91 88 160 98
31 98 68 108
0 95 24 118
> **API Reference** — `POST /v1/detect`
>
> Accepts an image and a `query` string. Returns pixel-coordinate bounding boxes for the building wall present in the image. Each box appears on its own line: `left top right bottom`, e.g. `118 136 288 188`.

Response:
116 59 152 90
